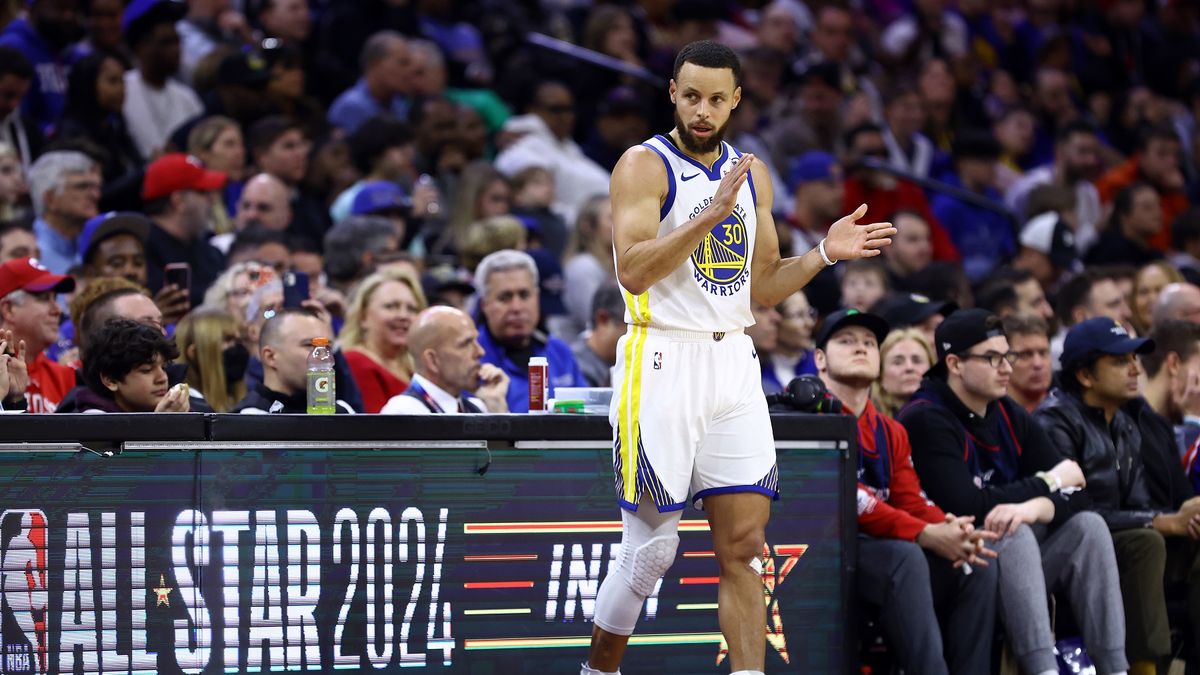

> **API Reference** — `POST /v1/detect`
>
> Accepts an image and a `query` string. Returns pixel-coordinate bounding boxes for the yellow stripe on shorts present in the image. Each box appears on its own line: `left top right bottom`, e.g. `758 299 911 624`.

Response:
622 288 651 325
619 323 648 503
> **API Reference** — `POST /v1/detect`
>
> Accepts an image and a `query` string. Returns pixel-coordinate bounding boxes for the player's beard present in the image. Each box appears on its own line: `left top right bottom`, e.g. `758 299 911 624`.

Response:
674 110 728 155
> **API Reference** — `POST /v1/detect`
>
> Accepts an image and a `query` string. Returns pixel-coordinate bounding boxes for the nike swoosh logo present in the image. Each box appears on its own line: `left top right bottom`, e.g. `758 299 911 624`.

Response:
681 173 700 181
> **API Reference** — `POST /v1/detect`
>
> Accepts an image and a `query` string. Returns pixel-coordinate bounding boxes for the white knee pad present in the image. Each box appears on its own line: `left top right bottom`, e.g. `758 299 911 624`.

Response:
624 534 680 596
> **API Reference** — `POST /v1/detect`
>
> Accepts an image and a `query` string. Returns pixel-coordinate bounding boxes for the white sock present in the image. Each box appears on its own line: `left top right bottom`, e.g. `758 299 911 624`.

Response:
730 671 765 675
580 662 619 675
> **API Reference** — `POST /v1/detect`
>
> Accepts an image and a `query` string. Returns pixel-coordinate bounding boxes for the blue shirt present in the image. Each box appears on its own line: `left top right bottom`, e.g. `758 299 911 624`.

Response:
327 79 409 134
32 217 78 274
476 322 587 413
0 19 69 135
930 176 1016 283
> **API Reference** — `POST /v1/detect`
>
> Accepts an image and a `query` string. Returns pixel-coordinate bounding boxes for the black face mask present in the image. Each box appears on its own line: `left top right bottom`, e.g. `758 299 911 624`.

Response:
222 342 250 389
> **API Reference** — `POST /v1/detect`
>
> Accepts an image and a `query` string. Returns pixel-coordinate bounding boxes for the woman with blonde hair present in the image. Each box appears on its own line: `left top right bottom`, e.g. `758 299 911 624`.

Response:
1130 260 1183 335
433 161 512 257
339 268 427 413
563 194 616 335
174 308 249 412
872 327 935 417
458 215 527 271
188 116 246 232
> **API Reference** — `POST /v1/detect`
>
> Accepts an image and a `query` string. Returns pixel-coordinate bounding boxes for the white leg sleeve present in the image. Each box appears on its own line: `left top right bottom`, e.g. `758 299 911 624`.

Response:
592 504 682 636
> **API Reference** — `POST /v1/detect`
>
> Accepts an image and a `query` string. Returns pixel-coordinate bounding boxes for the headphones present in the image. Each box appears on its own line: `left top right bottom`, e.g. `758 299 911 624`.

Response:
766 375 844 414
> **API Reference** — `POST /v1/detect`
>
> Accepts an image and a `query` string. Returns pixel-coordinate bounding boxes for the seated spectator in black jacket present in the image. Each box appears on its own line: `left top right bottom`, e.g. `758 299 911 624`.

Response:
77 319 190 413
816 308 998 675
1141 320 1200 467
1036 317 1200 671
232 307 354 414
900 309 1127 675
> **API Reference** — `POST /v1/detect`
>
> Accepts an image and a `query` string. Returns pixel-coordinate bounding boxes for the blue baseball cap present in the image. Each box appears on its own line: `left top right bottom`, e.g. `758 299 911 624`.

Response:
787 151 840 191
1061 317 1155 372
351 181 412 216
78 212 150 264
123 0 186 37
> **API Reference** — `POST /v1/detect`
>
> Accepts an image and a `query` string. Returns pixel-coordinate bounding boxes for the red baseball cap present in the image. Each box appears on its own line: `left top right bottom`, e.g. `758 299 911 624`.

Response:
142 153 226 201
0 257 76 298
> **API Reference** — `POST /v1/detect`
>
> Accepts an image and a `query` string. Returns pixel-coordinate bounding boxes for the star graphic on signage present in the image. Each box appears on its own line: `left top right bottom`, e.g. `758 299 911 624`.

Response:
716 543 808 666
152 574 173 608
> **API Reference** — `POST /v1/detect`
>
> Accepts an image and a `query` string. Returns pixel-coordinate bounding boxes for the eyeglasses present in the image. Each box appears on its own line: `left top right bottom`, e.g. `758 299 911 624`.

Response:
958 351 1019 368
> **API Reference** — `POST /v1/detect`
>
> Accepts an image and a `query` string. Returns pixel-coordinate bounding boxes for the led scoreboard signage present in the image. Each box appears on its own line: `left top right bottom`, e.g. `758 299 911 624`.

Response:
0 431 849 674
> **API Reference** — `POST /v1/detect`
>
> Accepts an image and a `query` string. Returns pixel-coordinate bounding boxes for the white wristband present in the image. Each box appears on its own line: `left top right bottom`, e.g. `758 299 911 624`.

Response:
818 238 837 266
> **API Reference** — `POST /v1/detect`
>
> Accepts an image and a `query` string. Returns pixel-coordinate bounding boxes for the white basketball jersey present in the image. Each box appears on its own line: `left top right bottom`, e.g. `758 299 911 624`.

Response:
618 134 758 332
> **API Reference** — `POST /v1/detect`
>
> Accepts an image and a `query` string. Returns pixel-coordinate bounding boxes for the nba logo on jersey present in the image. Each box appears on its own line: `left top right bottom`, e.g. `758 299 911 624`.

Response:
0 510 49 675
653 352 662 370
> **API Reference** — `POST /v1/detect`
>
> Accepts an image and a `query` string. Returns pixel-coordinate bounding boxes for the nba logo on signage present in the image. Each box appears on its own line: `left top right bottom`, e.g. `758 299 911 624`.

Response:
0 510 49 675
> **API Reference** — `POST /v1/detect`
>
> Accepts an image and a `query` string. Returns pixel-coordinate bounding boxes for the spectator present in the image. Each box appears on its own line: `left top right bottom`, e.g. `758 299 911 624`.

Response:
339 269 426 413
494 81 610 225
0 221 37 262
26 151 100 274
1172 208 1200 286
767 291 817 389
247 115 328 245
225 226 290 271
72 280 163 353
1036 318 1200 671
216 173 292 253
879 0 969 69
436 162 511 259
0 0 81 135
1052 271 1134 367
992 106 1036 190
582 86 652 174
871 292 956 348
457 215 527 272
329 116 415 224
1087 183 1165 267
899 309 1127 675
747 298 783 394
474 249 585 413
977 268 1055 323
764 62 844 163
882 84 936 180
0 257 75 412
871 327 934 418
232 307 354 413
350 181 410 244
1131 261 1183 336
1151 283 1200 329
77 319 189 413
1096 126 1188 252
121 0 202 160
254 0 310 45
881 211 933 289
201 261 275 340
562 196 615 339
1141 321 1200 462
1014 205 1080 289
930 130 1015 282
510 166 568 259
813 308 998 675
322 215 400 295
187 116 247 231
174 307 247 413
379 305 509 414
842 123 959 263
1006 121 1103 254
569 283 626 389
0 141 28 222
141 153 227 308
176 0 253 84
328 31 410 134
57 52 144 212
0 49 42 176
407 38 511 133
0 327 28 411
840 260 888 313
1003 314 1053 413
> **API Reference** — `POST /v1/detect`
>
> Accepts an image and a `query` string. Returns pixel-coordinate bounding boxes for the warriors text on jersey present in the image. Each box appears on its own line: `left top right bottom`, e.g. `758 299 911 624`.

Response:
619 135 758 332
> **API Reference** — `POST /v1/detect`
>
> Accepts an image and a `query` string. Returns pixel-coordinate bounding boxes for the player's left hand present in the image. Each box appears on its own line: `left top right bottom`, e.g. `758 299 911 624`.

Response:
822 204 896 262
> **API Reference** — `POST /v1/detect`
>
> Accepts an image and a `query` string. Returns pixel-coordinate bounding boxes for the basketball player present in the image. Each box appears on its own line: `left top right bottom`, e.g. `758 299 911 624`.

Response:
583 41 896 675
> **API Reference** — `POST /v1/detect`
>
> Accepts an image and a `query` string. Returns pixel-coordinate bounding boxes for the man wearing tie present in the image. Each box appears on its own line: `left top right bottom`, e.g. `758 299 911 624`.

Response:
381 306 509 414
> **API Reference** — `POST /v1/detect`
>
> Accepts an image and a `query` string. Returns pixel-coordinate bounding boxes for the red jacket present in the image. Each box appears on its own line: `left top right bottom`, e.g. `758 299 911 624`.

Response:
24 352 76 413
343 348 408 414
856 400 946 541
844 177 961 262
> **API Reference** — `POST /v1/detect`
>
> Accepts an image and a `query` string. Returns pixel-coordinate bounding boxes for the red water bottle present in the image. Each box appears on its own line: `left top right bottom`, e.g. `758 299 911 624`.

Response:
528 356 548 413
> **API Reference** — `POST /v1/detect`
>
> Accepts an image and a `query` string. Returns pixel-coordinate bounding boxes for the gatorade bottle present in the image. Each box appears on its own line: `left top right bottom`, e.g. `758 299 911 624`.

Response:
307 337 336 414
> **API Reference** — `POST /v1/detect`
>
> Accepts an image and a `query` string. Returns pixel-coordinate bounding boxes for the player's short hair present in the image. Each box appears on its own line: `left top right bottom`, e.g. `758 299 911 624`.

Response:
673 40 741 89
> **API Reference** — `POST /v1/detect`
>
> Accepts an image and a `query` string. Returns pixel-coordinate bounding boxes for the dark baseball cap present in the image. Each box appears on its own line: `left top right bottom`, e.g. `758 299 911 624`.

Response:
815 308 890 350
78 212 150 264
351 181 412 216
1061 317 1155 372
871 293 958 330
928 308 1004 377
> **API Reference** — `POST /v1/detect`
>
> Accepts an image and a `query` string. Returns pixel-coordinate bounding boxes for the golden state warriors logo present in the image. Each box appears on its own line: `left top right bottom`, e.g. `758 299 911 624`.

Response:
690 205 750 295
